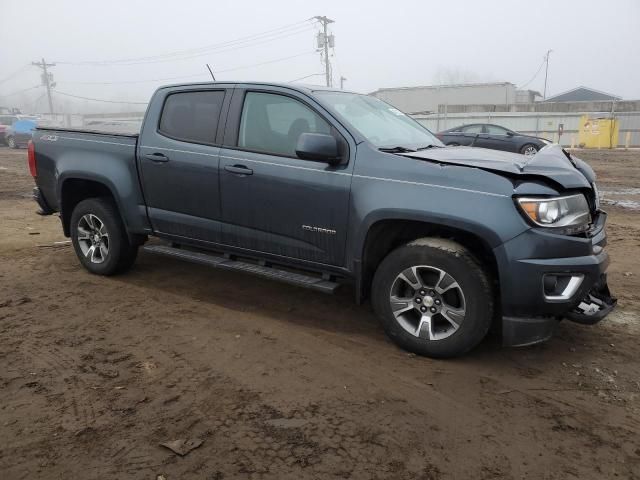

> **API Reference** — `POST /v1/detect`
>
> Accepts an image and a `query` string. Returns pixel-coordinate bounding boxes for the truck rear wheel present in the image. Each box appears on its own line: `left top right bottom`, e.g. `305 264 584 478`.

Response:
371 238 493 358
70 197 138 276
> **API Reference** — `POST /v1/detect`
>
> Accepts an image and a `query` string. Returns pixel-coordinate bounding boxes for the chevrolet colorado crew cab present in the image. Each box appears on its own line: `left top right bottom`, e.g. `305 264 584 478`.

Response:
29 82 616 357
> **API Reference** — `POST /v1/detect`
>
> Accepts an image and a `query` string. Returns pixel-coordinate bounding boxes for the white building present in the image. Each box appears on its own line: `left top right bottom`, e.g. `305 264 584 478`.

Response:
370 82 540 114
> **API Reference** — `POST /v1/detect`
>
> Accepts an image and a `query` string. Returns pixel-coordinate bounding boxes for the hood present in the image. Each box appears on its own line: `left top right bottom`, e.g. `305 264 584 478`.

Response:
399 145 593 189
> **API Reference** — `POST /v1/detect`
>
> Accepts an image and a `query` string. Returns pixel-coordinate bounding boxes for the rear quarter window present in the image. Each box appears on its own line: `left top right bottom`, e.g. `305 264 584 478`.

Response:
158 90 225 145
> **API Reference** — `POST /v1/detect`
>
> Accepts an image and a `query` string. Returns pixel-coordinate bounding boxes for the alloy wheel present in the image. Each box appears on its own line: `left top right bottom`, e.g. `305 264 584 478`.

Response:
389 265 466 340
77 214 109 264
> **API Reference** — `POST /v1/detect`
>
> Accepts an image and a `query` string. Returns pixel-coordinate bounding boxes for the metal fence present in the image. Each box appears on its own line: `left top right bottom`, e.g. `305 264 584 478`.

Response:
31 109 640 148
412 111 640 147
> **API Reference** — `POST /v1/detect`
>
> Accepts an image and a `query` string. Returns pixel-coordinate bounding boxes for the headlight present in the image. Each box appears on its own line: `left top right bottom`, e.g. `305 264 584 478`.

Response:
516 194 591 231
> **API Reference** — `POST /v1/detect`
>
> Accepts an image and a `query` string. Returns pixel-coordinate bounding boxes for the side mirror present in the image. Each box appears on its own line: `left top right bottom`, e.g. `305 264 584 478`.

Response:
296 133 340 164
506 131 514 137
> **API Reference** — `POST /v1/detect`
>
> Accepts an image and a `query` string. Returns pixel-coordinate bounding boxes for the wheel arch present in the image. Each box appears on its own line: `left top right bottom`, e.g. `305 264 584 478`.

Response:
355 214 501 308
59 176 125 237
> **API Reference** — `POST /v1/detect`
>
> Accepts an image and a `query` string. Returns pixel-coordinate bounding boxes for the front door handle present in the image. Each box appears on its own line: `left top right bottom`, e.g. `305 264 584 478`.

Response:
144 152 170 163
224 164 253 176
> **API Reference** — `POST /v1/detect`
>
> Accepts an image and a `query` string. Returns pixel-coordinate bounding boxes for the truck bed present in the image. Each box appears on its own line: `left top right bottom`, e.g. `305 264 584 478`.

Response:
32 126 149 235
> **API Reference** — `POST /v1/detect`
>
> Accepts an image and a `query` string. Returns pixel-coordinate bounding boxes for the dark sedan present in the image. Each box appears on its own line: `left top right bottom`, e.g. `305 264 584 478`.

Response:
436 123 550 156
4 119 37 149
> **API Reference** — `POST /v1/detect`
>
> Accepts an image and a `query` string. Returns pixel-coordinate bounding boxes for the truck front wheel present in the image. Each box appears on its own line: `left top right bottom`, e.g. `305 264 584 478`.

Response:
70 197 138 276
371 238 493 358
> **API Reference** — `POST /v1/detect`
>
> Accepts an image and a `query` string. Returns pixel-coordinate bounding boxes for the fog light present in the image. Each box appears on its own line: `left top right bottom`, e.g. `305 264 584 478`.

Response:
543 274 584 301
543 275 558 294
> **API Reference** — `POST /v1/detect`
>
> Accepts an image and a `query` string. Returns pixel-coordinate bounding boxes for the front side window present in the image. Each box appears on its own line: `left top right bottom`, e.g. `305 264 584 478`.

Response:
315 91 442 150
238 92 331 157
159 90 225 144
462 125 483 134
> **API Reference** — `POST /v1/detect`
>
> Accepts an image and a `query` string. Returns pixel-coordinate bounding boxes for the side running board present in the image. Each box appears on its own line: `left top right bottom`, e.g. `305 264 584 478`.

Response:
143 244 340 294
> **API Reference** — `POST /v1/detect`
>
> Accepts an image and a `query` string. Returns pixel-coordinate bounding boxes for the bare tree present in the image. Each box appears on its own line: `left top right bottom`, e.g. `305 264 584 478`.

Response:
432 67 482 85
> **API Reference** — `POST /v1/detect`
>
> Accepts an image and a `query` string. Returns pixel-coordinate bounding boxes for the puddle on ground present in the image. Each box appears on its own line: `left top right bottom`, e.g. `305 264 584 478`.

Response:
600 188 640 196
601 198 640 210
599 188 640 211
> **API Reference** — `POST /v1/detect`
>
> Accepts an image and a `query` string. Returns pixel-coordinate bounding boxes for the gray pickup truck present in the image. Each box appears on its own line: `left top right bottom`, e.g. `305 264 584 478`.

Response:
29 82 616 357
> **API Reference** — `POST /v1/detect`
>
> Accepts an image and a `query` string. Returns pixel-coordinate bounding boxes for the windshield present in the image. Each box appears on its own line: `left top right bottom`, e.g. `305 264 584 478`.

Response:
315 91 443 150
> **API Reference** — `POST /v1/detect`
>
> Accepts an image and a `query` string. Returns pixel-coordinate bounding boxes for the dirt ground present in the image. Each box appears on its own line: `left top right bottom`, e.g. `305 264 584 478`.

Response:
1 146 639 480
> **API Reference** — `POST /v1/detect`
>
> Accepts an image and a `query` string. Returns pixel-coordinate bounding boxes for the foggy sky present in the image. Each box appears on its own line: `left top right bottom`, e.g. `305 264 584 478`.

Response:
1 0 639 113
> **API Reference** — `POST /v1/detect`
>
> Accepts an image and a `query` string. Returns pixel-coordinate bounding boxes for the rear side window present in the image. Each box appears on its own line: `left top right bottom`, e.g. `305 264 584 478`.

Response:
159 90 225 144
485 125 508 135
238 92 331 157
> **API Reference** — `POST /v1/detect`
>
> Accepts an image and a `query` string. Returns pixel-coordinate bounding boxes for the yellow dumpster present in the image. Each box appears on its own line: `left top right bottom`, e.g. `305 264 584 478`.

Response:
578 115 619 148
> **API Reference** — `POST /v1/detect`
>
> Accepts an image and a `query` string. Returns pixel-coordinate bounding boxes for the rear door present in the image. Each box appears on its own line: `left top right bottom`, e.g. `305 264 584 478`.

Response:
218 87 354 266
460 124 484 146
138 87 230 242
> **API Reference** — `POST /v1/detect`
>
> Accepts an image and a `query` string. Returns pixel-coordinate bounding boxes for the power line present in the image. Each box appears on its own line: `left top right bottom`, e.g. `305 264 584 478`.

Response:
288 73 325 83
54 91 148 105
0 65 30 85
57 51 316 86
57 73 209 86
57 20 310 65
519 56 547 89
216 50 315 74
56 21 316 66
0 85 41 98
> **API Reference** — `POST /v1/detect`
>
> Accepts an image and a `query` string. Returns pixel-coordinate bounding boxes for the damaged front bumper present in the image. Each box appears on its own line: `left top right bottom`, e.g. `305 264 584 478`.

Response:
496 211 616 347
565 275 617 324
502 275 617 347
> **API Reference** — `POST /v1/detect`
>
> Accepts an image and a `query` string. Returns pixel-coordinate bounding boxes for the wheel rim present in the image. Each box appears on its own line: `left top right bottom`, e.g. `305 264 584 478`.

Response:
8 137 15 148
389 266 466 341
523 145 537 156
77 214 109 264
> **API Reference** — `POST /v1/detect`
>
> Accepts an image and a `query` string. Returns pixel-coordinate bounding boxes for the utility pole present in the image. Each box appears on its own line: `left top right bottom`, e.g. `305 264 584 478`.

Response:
32 58 56 114
340 76 347 90
542 49 552 100
314 16 334 87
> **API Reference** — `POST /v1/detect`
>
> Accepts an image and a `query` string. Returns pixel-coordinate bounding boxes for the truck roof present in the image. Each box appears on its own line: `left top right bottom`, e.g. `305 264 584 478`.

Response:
157 81 354 95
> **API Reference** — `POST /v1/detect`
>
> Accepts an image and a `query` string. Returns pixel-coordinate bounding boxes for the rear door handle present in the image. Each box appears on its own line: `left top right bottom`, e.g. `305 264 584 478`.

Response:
224 164 253 176
144 152 170 163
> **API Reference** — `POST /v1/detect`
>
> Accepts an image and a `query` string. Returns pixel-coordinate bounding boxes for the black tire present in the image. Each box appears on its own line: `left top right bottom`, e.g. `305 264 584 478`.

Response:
520 143 538 156
371 238 493 358
70 197 138 276
7 136 17 149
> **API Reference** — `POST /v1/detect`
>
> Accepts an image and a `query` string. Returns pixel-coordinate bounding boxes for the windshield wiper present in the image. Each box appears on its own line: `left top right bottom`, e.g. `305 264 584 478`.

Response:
378 146 416 153
416 144 442 151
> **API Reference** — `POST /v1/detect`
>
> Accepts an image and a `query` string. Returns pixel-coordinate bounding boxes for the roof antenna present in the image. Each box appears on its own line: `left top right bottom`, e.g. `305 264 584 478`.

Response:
206 64 216 81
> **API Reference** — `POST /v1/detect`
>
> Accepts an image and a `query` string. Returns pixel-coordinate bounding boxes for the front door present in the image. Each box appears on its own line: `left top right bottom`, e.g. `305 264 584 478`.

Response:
138 88 228 242
480 124 514 152
218 89 352 266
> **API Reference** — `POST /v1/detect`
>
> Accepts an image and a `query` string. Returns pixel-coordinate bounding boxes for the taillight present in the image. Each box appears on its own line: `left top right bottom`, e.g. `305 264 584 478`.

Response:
28 140 37 177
